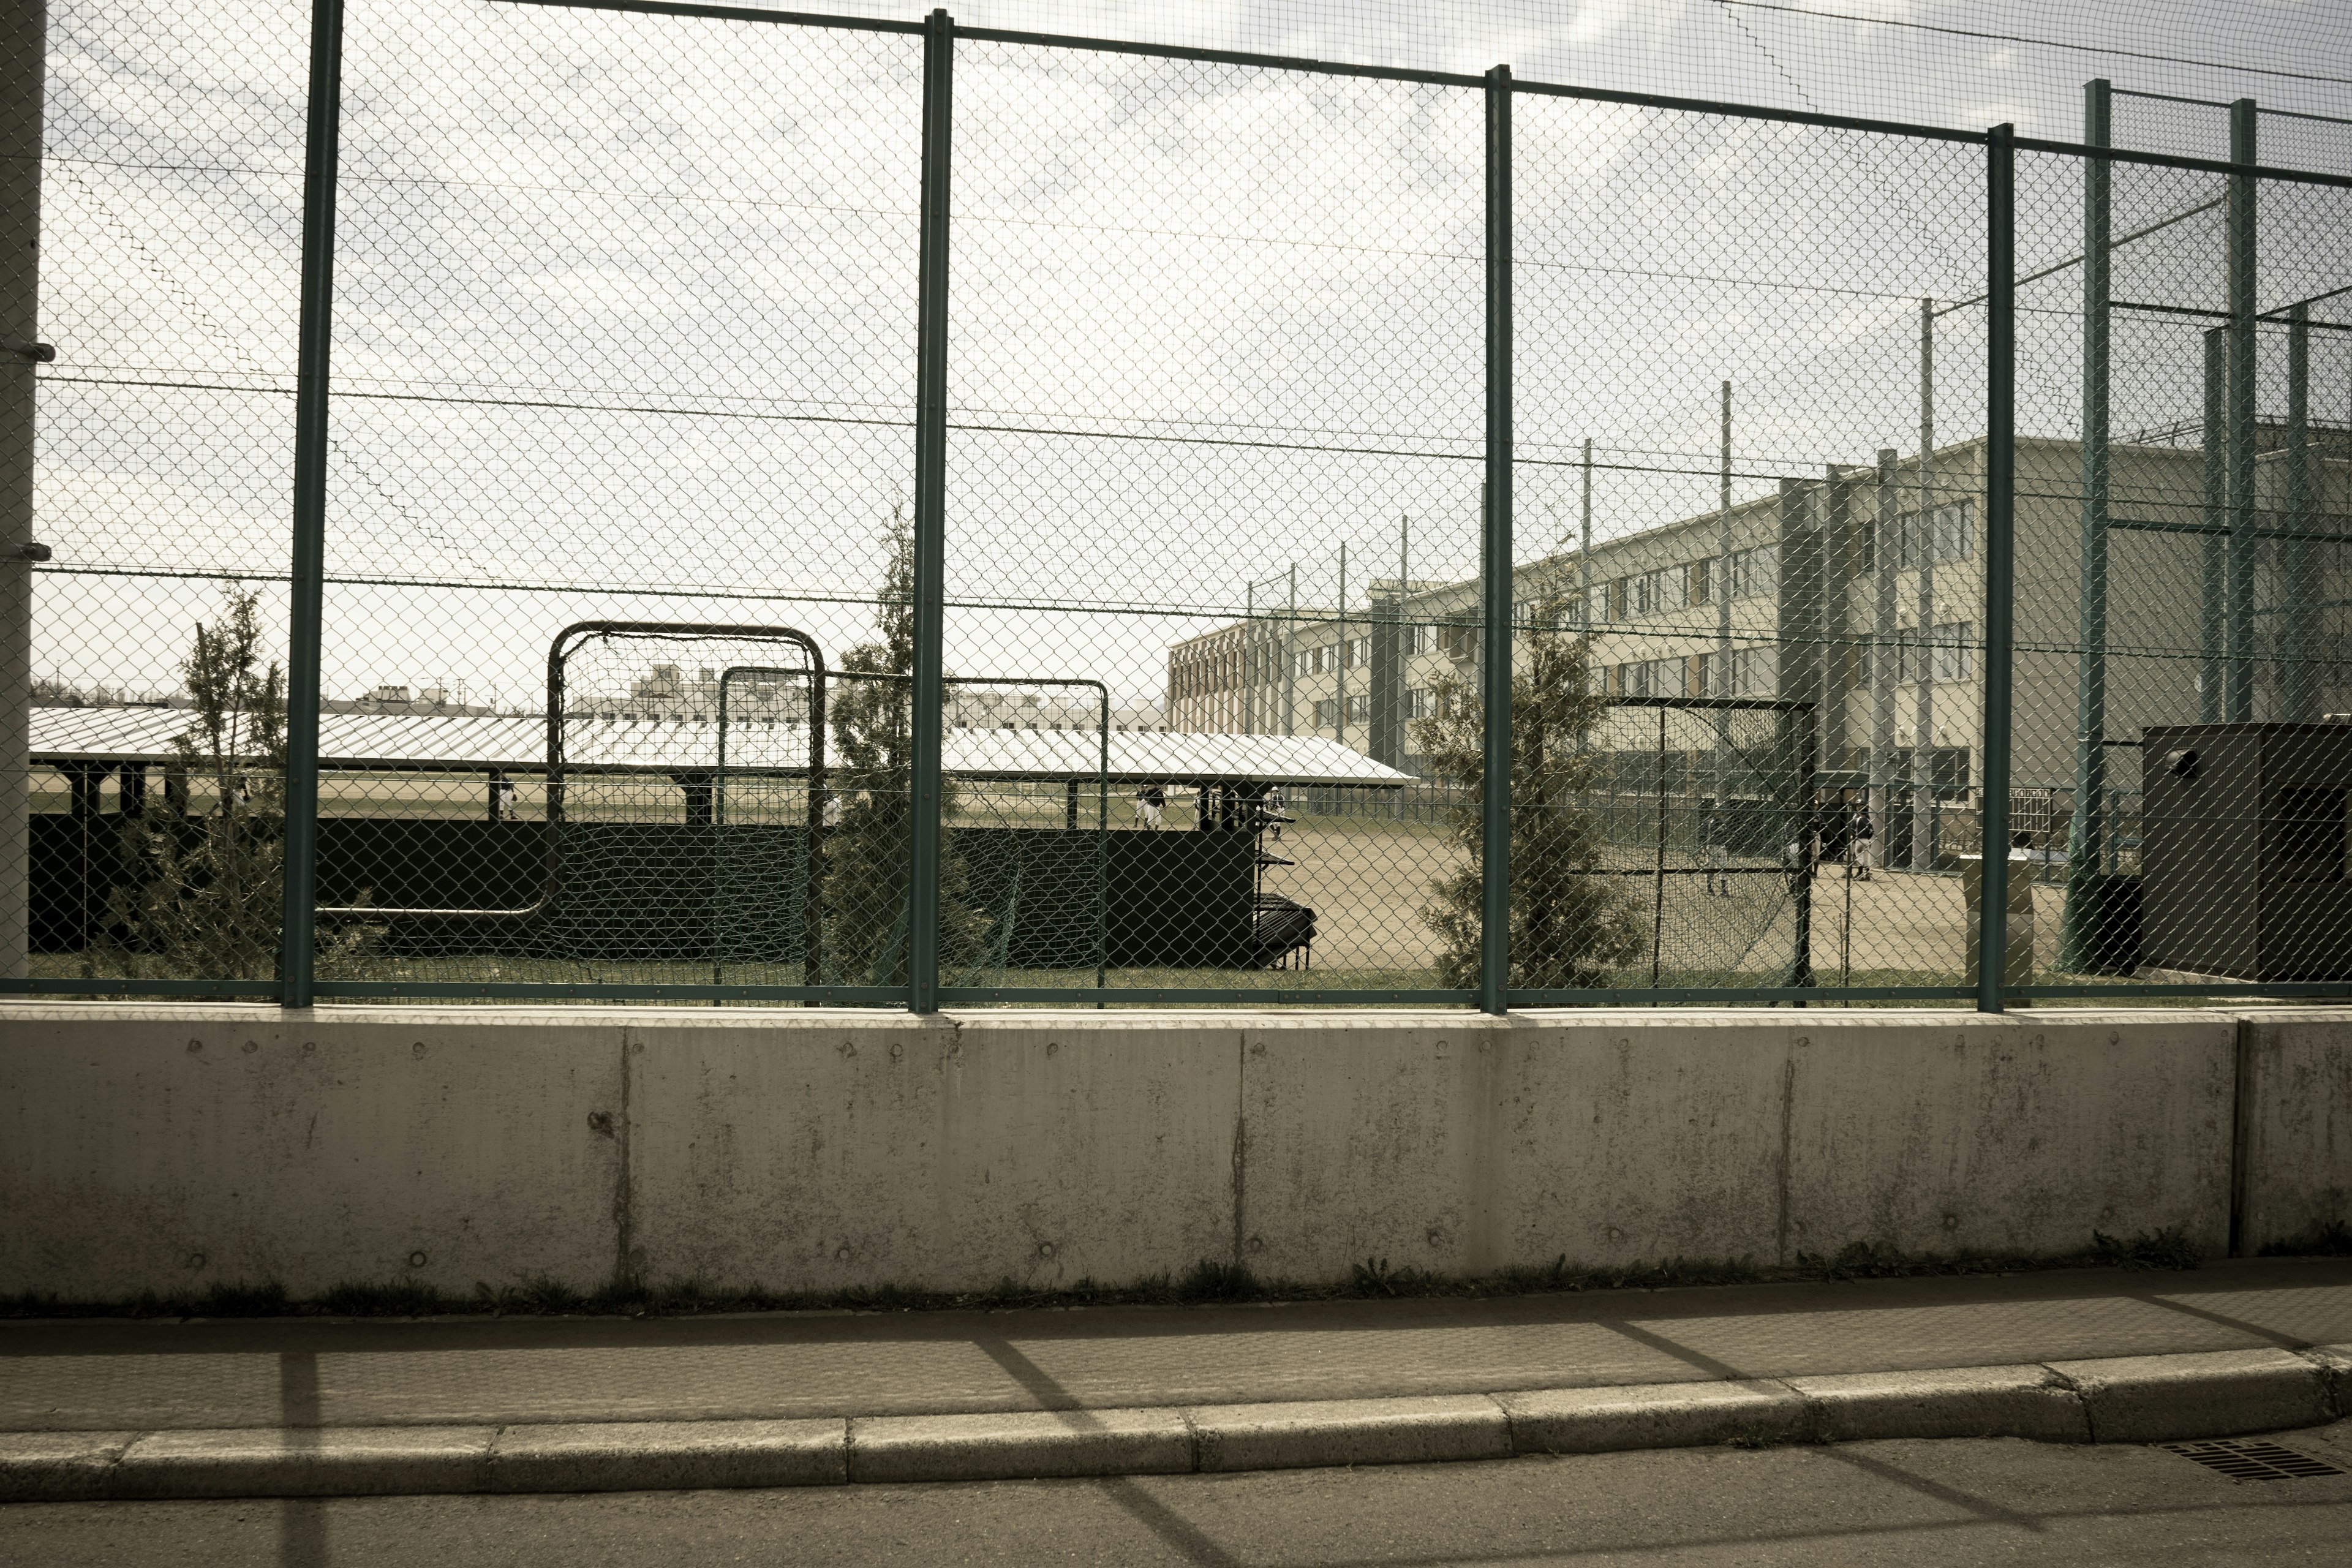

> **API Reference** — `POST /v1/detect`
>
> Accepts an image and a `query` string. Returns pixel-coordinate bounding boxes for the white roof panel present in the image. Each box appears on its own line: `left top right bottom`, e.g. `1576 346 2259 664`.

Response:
29 707 1411 787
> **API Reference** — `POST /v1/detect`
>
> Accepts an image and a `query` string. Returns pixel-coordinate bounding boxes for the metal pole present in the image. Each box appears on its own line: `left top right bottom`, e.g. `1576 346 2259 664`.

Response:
1398 512 1410 771
1479 63 1513 1015
2200 326 2225 720
2224 96 2256 723
0 0 44 985
1580 437 1594 627
1788 707 1816 989
907 7 954 1013
2060 80 2111 974
1977 123 2018 1016
1712 383 1732 870
2283 303 2313 720
1650 706 1667 986
1868 447 1897 878
1335 540 1347 746
1911 298 1937 872
281 0 344 1008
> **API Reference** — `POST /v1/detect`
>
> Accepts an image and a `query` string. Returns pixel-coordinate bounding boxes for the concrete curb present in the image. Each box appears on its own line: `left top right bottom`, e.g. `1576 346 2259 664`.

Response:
4 1348 2345 1502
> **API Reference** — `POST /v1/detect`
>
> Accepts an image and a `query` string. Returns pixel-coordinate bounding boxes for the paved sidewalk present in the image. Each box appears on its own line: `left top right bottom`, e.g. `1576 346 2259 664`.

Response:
5 1259 2351 1498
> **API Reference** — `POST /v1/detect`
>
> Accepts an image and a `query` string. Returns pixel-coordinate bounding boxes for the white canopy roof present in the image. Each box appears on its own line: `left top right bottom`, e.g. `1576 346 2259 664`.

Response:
29 706 1412 788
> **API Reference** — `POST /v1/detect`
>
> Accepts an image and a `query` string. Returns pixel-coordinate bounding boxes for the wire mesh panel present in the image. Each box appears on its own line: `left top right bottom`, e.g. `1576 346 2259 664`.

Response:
938 677 1108 991
2009 107 2352 996
15 5 2352 1011
21 2 307 993
307 2 922 997
1511 96 1991 1000
938 38 1487 1000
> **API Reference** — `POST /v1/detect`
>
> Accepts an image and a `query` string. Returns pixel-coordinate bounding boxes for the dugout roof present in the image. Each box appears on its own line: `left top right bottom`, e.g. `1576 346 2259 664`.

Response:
29 707 1413 788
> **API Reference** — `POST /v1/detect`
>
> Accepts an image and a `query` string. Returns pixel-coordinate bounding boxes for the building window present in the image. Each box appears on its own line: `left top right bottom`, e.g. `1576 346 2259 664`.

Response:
1931 620 1973 683
1312 698 1340 728
1896 621 1974 684
1632 566 1684 616
1701 646 1776 698
1623 657 1682 699
1344 635 1369 669
1404 687 1436 719
1345 693 1370 724
1896 502 1973 570
1728 544 1777 600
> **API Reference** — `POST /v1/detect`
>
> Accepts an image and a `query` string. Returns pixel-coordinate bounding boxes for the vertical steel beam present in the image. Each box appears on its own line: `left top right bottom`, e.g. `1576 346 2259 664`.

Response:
907 7 953 1013
2282 303 2313 720
2200 326 2225 720
0 0 44 984
1579 436 1594 628
1911 298 1937 870
281 0 344 1008
2224 97 2256 723
1479 64 1512 1015
1335 540 1348 745
1868 447 1898 858
1396 514 1410 767
2060 80 2110 974
1977 124 2018 1015
1712 382 1732 859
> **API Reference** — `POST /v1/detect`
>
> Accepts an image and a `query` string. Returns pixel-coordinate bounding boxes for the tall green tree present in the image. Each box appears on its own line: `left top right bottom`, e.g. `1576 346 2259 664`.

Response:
821 508 989 983
1411 586 1643 989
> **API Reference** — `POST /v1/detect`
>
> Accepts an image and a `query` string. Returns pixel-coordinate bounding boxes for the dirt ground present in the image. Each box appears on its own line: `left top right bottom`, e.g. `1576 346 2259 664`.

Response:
1251 819 2064 981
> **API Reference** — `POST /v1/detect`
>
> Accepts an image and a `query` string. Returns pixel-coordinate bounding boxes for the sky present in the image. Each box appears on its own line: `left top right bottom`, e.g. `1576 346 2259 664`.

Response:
31 1 2352 709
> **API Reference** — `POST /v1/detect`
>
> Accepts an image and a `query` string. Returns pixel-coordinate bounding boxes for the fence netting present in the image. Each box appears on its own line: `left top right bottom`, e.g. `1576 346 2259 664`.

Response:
15 4 2351 1008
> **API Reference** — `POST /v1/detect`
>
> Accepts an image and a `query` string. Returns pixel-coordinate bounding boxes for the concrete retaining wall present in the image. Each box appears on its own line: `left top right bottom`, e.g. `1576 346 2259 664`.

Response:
0 1003 2332 1300
2236 1009 2352 1254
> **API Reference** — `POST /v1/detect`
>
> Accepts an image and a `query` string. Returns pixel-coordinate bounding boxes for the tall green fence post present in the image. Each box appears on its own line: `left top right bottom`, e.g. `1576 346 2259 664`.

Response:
1 0 45 987
2059 80 2110 974
282 0 344 1008
907 7 953 1013
2224 97 2256 723
1976 123 2016 1015
1479 63 1512 1015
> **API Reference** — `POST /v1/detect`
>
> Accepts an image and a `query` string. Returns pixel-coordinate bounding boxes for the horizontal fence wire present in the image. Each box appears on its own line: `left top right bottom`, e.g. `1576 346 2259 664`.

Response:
11 4 2352 1012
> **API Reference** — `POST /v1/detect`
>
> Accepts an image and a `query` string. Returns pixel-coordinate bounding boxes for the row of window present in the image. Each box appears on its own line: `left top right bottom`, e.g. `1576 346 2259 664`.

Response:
1292 636 1371 677
1864 621 1976 685
1311 694 1374 728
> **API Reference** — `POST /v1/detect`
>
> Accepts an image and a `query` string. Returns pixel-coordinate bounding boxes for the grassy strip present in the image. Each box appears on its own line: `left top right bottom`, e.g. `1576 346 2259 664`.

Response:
5 1226 2302 1324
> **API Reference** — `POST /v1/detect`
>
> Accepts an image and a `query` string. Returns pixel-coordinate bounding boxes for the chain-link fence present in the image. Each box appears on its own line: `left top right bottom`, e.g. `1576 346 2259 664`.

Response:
10 2 2351 1011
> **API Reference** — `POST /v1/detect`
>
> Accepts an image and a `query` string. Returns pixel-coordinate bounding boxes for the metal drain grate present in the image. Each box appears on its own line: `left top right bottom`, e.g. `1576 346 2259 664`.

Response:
2162 1440 2345 1480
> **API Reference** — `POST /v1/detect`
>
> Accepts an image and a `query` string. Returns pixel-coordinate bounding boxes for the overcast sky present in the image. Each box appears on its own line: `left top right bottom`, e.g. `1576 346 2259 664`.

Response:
34 1 2352 707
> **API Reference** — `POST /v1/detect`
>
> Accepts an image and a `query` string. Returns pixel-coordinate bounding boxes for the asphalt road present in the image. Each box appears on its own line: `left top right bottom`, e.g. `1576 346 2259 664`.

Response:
10 1419 2352 1567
